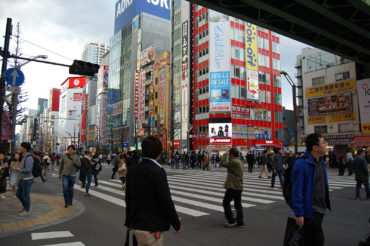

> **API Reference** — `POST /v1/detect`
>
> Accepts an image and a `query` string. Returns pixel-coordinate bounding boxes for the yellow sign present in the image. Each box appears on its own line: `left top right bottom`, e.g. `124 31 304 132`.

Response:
305 79 356 98
245 23 258 72
307 115 326 125
361 123 370 134
328 112 356 123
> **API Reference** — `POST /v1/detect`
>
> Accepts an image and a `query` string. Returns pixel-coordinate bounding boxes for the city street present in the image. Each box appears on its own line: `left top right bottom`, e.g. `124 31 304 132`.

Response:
1 163 369 246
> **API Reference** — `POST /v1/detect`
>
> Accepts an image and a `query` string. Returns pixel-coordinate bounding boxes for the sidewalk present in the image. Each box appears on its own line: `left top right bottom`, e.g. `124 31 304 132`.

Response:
0 191 84 238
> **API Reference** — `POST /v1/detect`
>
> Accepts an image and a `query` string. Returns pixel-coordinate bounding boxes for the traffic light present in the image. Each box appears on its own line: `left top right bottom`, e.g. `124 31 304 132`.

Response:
69 60 100 76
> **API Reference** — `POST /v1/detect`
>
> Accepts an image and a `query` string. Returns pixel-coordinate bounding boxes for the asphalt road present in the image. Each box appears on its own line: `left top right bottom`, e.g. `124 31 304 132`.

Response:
2 163 369 246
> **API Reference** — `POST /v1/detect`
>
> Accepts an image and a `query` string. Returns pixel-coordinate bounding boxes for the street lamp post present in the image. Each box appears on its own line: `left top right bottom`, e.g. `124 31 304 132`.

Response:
280 71 298 154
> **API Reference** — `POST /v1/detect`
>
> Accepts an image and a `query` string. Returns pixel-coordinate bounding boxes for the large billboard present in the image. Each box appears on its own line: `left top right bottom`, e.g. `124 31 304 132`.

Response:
181 21 189 140
305 79 356 98
97 65 109 95
307 92 352 116
357 78 370 134
114 0 171 34
209 20 231 112
245 23 259 101
209 123 232 138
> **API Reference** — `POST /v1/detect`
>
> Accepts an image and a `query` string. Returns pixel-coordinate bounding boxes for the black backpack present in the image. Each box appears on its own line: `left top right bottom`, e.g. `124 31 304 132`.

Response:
31 156 42 178
282 157 309 205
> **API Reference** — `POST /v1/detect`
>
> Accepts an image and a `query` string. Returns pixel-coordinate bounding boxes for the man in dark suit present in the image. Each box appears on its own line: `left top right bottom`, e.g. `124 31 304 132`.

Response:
125 136 182 246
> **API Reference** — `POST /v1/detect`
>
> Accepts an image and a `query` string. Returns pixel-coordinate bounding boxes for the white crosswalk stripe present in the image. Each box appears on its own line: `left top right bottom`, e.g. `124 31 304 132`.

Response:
75 171 356 218
31 231 85 246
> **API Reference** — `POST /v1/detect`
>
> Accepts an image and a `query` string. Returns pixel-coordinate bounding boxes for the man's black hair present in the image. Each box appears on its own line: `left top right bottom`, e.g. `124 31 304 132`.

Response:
305 133 322 152
357 149 364 155
142 136 163 159
229 148 239 158
21 142 31 152
263 150 267 154
273 148 280 153
67 145 75 150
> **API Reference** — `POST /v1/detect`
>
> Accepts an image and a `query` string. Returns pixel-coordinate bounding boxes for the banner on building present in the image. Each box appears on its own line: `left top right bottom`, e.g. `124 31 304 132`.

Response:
73 93 82 102
357 78 370 134
81 93 88 143
97 65 109 94
305 79 356 98
245 23 259 100
140 46 154 67
307 115 327 125
134 70 139 121
307 92 352 116
209 123 232 138
328 112 356 123
209 20 231 112
159 67 166 125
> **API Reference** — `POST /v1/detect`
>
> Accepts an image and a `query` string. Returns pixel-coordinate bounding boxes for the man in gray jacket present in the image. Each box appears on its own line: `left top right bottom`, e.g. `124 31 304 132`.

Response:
59 145 81 208
15 142 34 216
270 148 284 188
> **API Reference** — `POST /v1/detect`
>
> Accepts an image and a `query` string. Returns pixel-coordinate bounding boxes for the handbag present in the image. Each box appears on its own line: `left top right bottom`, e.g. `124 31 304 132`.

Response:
124 229 138 246
283 217 303 246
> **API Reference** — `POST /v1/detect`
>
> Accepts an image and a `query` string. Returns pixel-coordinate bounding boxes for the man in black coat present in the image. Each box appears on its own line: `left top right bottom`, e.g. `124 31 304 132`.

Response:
125 136 182 245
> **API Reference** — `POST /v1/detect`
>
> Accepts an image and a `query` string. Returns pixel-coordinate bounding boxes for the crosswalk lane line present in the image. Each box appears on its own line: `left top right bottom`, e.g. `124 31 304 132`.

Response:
95 182 223 212
76 184 208 217
31 231 74 240
41 242 85 246
167 180 284 200
168 182 272 204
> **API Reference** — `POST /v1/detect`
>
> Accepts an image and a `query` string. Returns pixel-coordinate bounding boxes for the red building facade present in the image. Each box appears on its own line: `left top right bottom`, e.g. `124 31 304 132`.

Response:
192 5 283 154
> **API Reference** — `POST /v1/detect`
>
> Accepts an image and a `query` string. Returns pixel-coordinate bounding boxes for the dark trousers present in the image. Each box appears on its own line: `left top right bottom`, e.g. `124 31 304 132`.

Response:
248 163 253 173
303 212 325 246
223 188 244 225
111 167 117 179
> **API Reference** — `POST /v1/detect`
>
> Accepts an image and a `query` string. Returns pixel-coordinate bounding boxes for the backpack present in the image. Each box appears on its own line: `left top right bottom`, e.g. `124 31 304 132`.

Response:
31 157 42 178
282 157 309 205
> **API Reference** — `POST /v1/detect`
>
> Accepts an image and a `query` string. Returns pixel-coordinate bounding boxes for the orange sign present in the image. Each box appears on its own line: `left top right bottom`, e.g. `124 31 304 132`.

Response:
305 79 356 98
307 116 326 125
361 123 370 134
328 112 356 123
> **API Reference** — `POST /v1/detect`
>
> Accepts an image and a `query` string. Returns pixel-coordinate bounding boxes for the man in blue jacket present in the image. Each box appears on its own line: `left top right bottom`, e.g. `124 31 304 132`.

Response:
291 133 331 246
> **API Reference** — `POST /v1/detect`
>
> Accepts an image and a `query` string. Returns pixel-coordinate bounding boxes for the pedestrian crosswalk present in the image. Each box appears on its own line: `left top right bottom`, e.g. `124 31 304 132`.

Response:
31 231 85 246
74 171 356 218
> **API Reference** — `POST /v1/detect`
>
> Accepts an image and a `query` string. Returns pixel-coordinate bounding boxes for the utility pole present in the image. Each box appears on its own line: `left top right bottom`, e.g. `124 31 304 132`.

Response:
0 18 12 140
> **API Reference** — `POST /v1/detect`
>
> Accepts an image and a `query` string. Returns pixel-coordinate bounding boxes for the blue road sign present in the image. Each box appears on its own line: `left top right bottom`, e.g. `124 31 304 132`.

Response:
5 68 25 86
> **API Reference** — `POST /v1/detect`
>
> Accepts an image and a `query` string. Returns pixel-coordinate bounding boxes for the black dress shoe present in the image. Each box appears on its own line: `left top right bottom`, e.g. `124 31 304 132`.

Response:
64 204 68 208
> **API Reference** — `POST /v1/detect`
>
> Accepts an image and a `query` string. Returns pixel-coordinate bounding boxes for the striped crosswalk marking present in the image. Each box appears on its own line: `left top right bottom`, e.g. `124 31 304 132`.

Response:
74 171 355 218
41 242 85 246
31 231 74 240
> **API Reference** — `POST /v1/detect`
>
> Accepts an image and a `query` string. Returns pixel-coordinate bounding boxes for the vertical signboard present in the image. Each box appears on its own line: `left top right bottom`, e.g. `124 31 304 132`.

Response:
357 78 370 134
245 23 259 100
181 21 189 140
209 17 231 112
81 93 88 143
134 70 139 121
159 68 166 125
138 71 146 135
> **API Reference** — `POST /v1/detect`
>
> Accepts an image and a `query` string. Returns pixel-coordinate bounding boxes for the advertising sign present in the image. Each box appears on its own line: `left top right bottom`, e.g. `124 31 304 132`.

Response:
97 65 109 94
245 23 258 72
209 123 232 138
159 68 166 125
73 93 82 102
81 93 88 143
134 70 139 121
245 22 259 101
307 115 327 125
247 70 259 100
209 20 231 112
140 46 154 67
305 79 356 98
115 0 171 34
181 21 189 140
357 78 370 134
209 138 232 144
307 92 352 116
328 112 356 123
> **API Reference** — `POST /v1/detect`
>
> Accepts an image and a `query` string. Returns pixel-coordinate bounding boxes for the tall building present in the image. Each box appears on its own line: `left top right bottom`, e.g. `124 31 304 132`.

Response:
81 42 110 65
189 6 283 154
19 109 37 144
45 88 61 153
295 48 351 146
300 57 362 154
108 0 171 150
58 77 86 153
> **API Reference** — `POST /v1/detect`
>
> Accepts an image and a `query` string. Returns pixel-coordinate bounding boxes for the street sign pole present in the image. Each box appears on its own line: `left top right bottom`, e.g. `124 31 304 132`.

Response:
0 18 12 141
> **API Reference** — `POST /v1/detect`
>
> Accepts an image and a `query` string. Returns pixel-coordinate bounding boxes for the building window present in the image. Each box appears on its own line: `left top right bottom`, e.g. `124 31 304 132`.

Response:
273 75 281 88
338 123 355 133
312 76 325 86
272 58 280 71
155 92 158 99
272 41 280 53
314 125 327 134
335 71 350 81
155 78 158 85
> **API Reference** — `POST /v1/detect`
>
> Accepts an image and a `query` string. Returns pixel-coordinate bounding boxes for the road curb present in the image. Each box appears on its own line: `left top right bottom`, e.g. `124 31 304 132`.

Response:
0 192 85 238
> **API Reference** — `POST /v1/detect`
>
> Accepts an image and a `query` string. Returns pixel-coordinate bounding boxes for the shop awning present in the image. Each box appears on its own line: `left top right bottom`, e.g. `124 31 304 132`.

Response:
349 136 370 147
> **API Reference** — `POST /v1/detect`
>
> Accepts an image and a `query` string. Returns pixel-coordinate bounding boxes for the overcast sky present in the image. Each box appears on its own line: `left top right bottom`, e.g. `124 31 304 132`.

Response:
0 0 308 118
